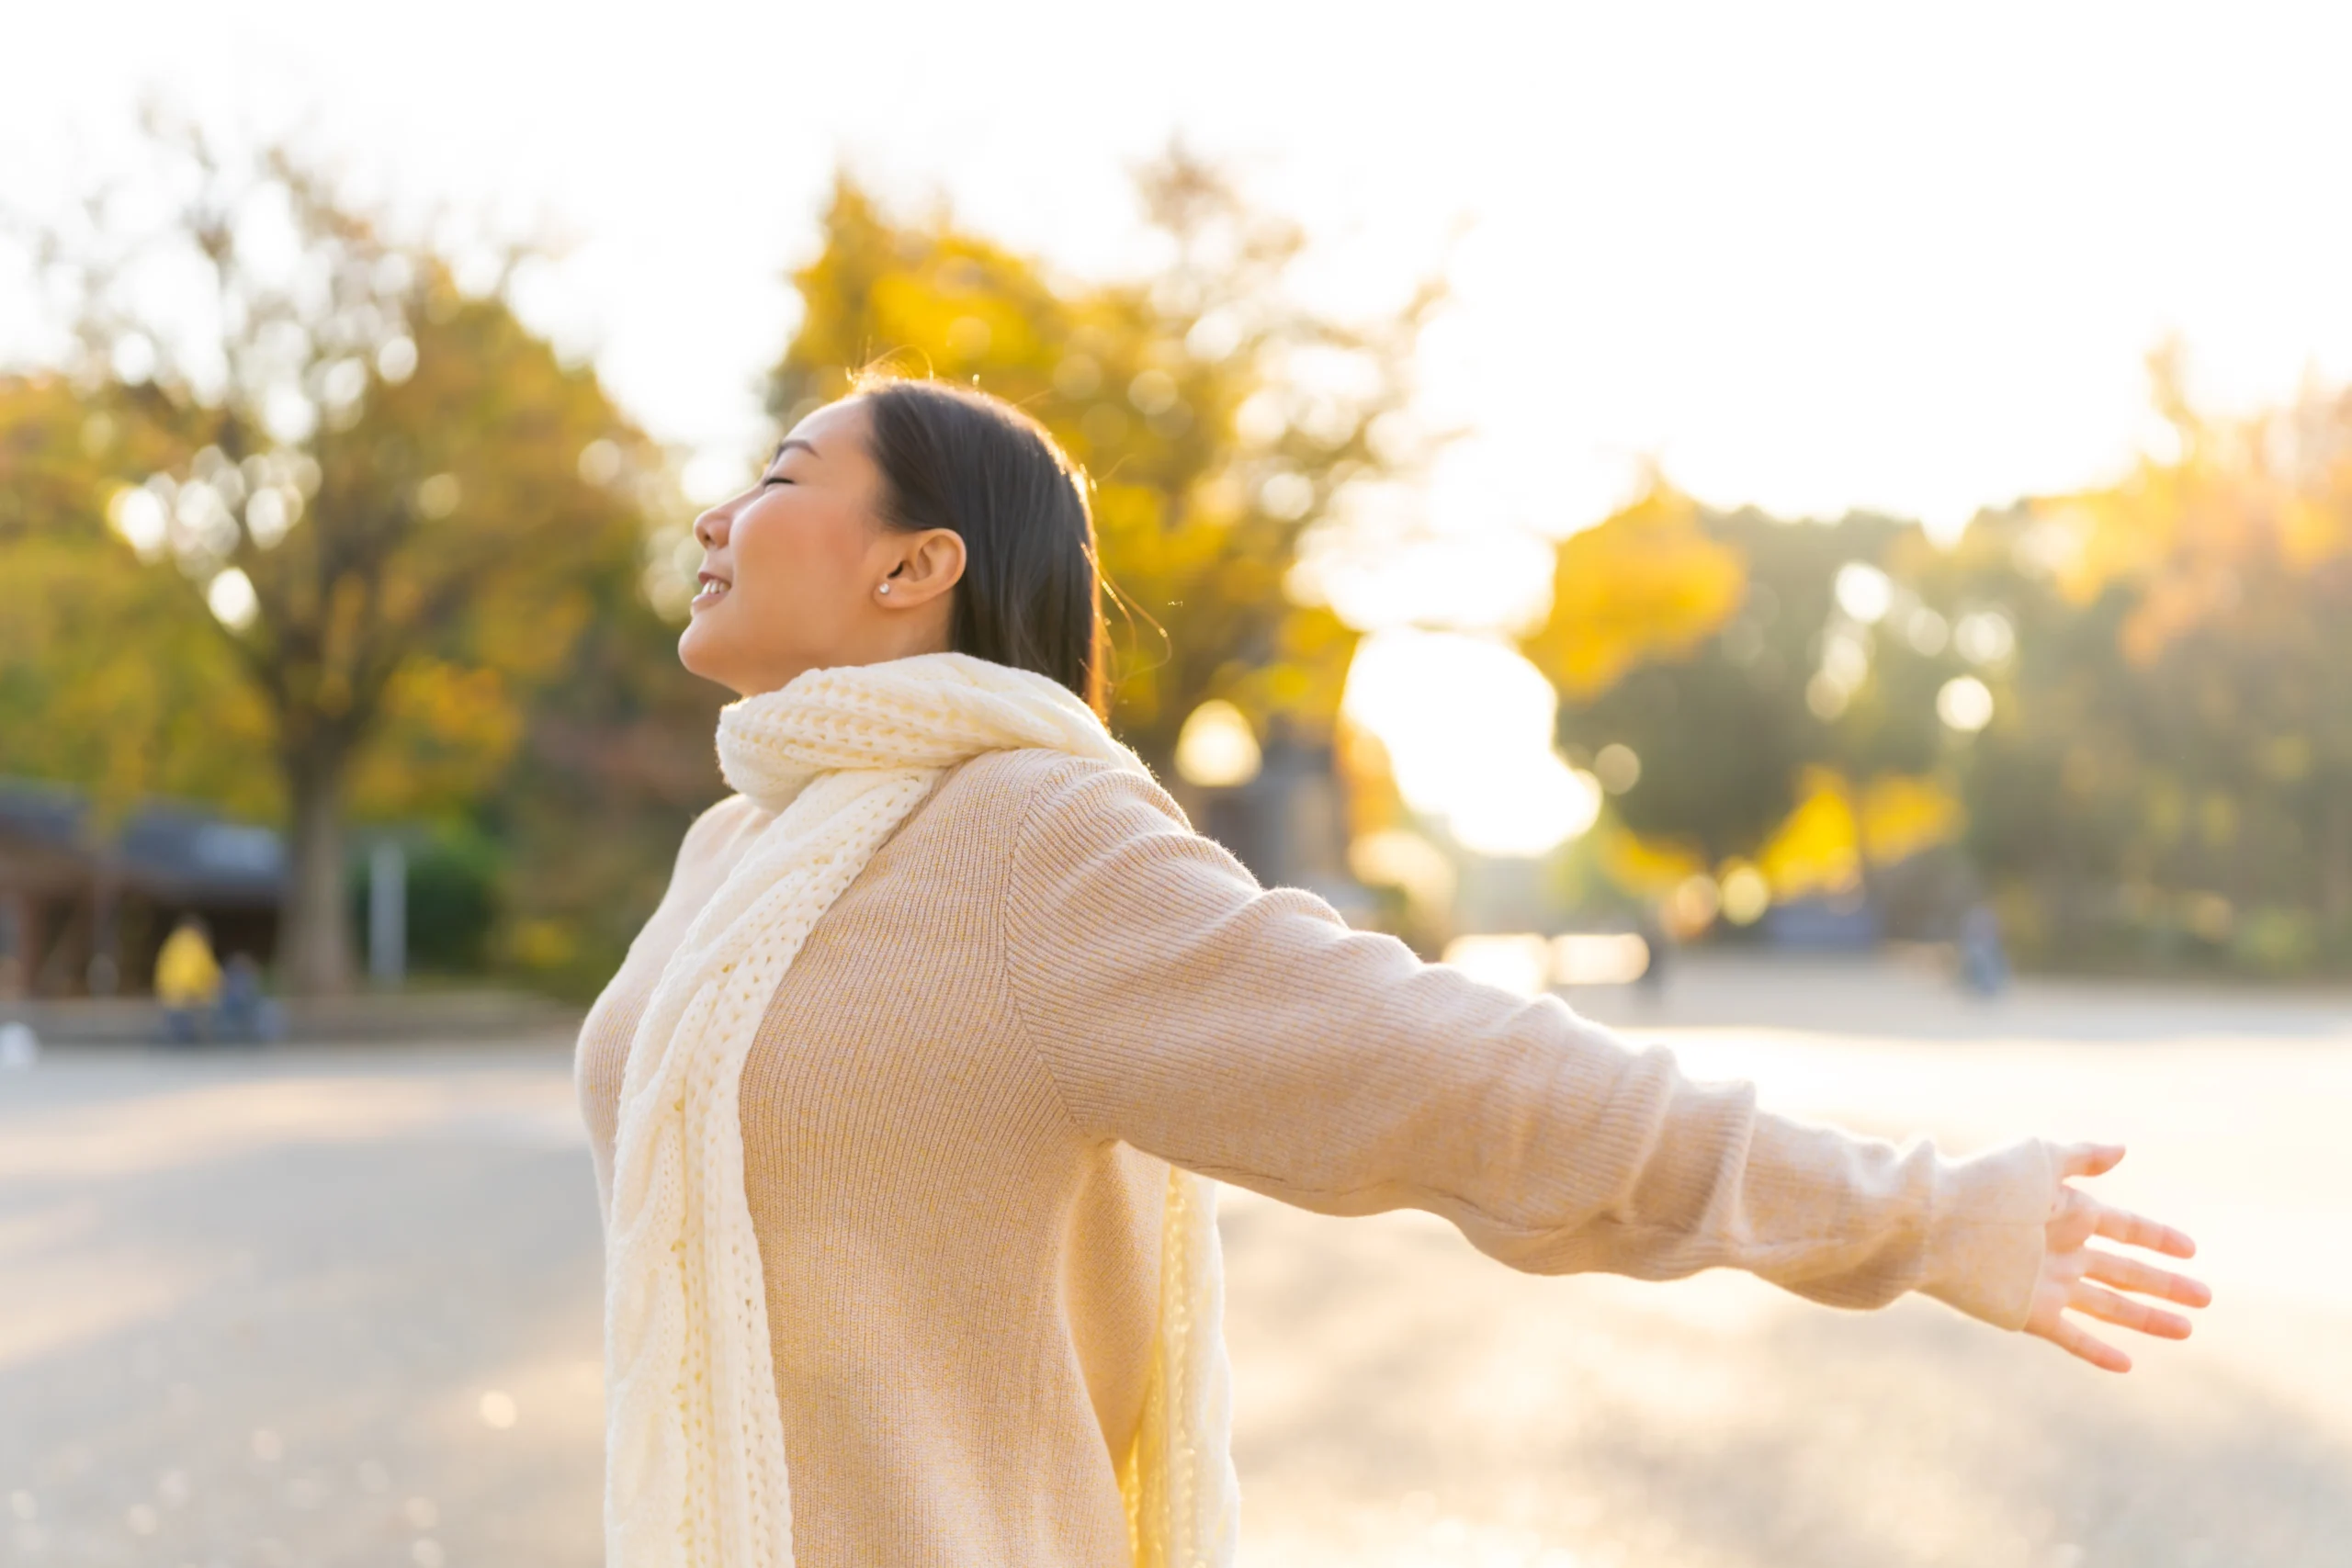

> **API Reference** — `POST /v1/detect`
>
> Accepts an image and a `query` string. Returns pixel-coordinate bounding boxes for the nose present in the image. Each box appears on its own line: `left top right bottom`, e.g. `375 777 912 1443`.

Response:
693 502 732 550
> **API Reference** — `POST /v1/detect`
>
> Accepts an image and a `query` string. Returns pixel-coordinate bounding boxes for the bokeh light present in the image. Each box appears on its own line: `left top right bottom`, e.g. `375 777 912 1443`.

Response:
1936 675 1995 733
1439 933 1552 998
1719 863 1770 926
1548 931 1651 986
1173 699 1262 788
205 568 258 631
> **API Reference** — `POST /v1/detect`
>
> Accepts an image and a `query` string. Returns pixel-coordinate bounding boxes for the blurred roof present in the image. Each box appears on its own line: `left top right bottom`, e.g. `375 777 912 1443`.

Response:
0 780 286 905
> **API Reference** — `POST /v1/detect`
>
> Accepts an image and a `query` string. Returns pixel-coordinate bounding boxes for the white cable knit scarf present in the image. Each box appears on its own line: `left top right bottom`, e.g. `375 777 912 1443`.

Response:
603 650 1239 1568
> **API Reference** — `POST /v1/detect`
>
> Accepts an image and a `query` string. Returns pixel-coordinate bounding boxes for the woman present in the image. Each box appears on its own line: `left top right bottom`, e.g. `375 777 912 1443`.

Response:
576 372 2210 1568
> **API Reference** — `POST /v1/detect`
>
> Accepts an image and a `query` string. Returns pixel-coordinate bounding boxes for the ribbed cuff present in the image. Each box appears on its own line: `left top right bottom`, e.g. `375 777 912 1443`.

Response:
1915 1136 2057 1331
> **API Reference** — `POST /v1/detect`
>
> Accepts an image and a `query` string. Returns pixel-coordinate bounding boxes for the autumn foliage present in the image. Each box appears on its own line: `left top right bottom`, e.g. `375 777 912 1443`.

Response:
6 127 2350 991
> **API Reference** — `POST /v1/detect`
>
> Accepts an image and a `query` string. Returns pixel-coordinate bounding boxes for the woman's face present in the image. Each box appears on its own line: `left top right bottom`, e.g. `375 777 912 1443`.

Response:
677 396 962 696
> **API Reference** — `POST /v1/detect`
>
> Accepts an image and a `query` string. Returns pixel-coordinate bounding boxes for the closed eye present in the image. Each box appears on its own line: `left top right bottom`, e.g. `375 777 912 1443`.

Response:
760 475 793 487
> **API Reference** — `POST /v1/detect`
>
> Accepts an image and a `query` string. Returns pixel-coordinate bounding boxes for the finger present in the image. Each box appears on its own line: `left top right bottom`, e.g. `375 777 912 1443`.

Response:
2046 1313 2132 1373
2091 1203 2199 1259
2083 1247 2213 1309
2058 1141 2127 1179
2069 1280 2194 1341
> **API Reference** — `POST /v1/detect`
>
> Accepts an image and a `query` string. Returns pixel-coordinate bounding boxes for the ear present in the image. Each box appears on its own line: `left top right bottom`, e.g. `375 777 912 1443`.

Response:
879 527 966 606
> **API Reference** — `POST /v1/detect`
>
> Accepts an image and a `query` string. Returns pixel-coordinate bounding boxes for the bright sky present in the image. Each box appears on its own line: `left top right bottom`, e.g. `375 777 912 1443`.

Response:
11 0 2352 854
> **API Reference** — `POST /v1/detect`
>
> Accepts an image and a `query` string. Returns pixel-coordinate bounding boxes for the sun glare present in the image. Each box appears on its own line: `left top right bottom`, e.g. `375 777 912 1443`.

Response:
1342 629 1599 858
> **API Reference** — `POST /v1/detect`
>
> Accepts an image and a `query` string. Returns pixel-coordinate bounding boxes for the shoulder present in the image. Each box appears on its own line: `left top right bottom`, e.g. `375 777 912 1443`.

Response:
935 748 1197 851
933 750 1287 930
916 749 1260 897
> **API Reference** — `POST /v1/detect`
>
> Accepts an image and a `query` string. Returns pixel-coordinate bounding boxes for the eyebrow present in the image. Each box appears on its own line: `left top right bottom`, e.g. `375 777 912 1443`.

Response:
768 436 820 464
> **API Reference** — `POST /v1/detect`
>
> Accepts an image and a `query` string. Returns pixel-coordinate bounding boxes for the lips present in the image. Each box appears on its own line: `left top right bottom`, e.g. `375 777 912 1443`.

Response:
692 569 732 610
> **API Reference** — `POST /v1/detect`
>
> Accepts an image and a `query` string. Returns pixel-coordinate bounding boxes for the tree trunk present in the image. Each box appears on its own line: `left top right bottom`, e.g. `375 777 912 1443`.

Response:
280 747 353 996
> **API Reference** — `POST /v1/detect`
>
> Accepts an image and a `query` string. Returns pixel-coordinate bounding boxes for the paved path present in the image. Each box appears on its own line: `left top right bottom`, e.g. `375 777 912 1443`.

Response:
0 1043 605 1568
2 964 2346 1567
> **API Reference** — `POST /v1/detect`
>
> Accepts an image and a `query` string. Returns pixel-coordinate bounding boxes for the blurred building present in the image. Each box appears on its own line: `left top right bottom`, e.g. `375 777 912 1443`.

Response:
1168 713 1375 924
0 781 285 998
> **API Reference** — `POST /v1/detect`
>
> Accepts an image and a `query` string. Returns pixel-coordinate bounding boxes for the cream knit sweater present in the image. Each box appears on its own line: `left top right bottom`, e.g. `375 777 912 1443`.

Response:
578 689 2058 1568
594 654 1232 1568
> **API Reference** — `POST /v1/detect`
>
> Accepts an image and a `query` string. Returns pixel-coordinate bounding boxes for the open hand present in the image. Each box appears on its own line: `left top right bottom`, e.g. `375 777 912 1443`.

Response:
2024 1142 2211 1372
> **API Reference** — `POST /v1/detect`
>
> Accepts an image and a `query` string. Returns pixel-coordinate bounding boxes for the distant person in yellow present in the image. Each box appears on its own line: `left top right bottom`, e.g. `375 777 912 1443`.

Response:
155 914 220 1045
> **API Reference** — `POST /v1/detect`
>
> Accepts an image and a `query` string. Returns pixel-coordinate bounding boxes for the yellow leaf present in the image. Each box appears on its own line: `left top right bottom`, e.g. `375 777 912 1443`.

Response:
1600 826 1708 898
1758 769 1862 899
1859 773 1965 864
1521 479 1747 701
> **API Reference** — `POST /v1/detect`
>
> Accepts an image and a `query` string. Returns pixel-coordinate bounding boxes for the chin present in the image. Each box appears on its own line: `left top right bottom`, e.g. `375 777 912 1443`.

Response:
676 618 732 689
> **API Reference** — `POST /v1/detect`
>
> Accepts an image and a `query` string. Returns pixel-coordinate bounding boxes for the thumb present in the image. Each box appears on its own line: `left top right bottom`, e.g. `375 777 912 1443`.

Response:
2059 1141 2127 1179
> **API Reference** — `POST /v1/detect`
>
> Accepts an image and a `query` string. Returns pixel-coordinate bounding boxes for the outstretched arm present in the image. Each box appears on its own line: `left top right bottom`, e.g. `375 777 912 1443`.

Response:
1004 759 2207 1364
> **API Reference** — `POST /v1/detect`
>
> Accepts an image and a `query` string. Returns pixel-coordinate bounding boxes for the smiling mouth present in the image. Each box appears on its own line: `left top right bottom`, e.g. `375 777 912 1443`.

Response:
693 570 732 607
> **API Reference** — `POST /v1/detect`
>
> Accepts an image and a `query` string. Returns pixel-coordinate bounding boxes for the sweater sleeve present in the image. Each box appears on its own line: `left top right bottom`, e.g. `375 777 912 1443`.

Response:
1001 757 2056 1332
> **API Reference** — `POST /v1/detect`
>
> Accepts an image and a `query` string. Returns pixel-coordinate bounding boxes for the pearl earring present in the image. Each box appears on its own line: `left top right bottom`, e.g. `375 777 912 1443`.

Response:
878 581 892 595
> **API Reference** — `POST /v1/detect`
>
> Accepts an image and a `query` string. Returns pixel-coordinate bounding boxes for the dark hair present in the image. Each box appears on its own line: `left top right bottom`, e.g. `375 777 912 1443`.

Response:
849 369 1111 718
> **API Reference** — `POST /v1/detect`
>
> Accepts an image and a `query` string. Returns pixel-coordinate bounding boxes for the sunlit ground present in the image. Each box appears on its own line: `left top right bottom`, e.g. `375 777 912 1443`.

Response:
1 960 2345 1566
0 1049 604 1567
1225 958 2352 1568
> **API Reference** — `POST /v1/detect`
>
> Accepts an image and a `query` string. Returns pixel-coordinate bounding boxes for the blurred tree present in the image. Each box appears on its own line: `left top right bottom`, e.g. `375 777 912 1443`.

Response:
1526 486 1909 866
0 373 275 822
17 118 670 993
1942 357 2352 971
755 149 1452 773
1525 482 1989 935
479 505 727 1001
1520 479 1746 704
